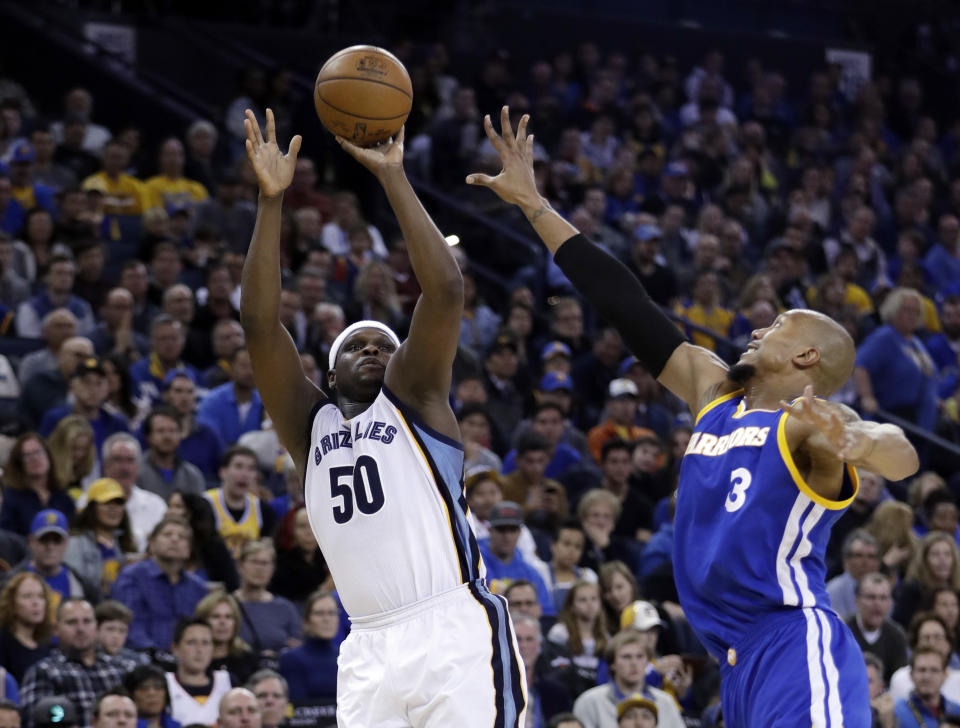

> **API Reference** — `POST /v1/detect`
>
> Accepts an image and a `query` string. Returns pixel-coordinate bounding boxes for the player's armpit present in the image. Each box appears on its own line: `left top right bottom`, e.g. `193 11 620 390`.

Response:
659 342 734 415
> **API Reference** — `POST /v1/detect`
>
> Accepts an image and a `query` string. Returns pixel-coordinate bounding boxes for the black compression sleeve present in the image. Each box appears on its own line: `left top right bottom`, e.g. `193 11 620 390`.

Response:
552 233 686 377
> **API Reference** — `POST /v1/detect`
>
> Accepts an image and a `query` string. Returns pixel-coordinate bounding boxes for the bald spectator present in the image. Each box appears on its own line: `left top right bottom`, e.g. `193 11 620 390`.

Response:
19 335 93 428
90 289 149 360
218 689 261 728
17 308 78 384
17 255 95 339
51 89 111 153
100 433 167 551
144 138 209 213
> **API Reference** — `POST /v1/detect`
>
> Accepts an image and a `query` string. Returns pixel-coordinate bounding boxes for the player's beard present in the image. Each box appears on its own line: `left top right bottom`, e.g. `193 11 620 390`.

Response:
726 363 757 386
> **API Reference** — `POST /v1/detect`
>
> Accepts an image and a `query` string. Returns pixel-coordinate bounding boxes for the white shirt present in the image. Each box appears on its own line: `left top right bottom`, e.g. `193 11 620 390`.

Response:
127 486 168 551
321 222 388 259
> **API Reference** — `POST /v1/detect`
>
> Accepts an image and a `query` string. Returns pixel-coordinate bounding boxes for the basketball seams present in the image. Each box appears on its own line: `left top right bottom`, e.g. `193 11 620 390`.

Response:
315 76 413 101
313 92 411 122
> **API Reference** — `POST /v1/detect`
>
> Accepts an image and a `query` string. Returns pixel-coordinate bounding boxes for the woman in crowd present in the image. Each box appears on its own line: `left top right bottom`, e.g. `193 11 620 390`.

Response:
271 507 330 606
893 532 960 628
0 433 75 535
233 539 302 658
124 663 181 728
547 580 608 687
194 591 258 685
64 477 135 595
277 590 341 702
102 353 141 422
577 489 637 574
46 415 97 499
458 404 503 473
865 500 918 582
0 572 54 682
14 207 67 281
598 560 640 632
929 586 960 668
166 491 238 591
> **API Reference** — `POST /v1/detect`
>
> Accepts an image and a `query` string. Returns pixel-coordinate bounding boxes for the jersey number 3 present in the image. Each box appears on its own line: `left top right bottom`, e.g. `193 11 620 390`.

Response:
329 456 386 524
724 467 752 512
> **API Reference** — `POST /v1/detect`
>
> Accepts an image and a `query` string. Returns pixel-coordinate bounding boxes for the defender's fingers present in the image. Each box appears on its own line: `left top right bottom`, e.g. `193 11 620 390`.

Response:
500 105 515 145
246 110 263 145
483 114 506 152
287 134 302 159
516 114 530 144
465 173 495 186
265 108 276 143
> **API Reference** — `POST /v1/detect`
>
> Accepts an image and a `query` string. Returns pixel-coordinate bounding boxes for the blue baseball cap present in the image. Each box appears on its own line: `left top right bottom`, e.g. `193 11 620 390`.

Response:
664 160 689 178
634 224 663 242
539 371 573 392
10 142 35 164
30 509 68 539
540 340 572 362
161 367 195 391
618 356 641 377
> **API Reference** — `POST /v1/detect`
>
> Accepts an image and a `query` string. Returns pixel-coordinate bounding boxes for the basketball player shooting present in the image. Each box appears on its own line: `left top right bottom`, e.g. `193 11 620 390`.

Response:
468 106 919 727
239 109 526 728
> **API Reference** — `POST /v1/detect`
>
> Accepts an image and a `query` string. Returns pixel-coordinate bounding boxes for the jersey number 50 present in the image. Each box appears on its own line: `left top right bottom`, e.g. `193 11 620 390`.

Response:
329 456 386 523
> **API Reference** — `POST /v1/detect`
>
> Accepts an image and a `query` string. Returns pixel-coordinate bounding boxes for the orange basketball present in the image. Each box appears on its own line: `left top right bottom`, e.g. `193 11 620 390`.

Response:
314 45 413 147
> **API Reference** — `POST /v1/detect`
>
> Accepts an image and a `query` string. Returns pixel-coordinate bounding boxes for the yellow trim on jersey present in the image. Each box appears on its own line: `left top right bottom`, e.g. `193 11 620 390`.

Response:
776 413 859 510
694 389 743 426
731 400 781 419
387 402 468 584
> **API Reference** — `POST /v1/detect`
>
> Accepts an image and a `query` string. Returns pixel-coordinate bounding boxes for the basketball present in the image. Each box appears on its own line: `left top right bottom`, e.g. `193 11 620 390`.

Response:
314 45 413 147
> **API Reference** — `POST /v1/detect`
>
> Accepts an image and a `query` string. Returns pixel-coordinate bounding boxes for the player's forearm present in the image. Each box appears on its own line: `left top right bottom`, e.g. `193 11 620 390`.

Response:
848 422 919 481
240 193 284 331
379 167 463 302
518 194 579 254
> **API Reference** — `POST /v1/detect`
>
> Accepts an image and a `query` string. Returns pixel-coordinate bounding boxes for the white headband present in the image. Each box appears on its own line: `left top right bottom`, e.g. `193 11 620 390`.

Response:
328 320 402 371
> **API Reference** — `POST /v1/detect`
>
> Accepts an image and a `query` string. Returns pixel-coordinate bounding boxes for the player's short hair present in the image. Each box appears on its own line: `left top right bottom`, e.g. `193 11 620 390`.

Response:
172 616 212 645
911 645 948 670
94 600 133 626
842 529 878 559
601 438 633 462
221 445 258 469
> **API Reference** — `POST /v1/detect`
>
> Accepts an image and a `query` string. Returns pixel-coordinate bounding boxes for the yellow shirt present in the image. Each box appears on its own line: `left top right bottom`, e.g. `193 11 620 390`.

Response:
677 303 735 351
204 488 263 559
923 295 942 333
11 184 36 210
144 175 209 211
82 172 149 216
804 282 874 316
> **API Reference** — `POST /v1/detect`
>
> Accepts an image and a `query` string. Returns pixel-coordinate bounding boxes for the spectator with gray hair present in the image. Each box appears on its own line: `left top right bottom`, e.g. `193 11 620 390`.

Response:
100 433 166 551
17 308 77 384
246 670 288 728
846 572 908 683
827 529 881 619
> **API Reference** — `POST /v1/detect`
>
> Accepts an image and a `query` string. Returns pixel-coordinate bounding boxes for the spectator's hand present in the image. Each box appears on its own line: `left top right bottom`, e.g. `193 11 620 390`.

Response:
883 543 912 569
244 108 301 199
780 385 871 461
335 127 405 182
466 106 540 210
662 600 685 620
871 692 894 728
660 655 694 698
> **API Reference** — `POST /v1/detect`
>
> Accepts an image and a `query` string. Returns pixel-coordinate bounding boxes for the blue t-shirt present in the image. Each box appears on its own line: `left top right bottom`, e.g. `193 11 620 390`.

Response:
27 564 72 605
502 442 582 479
477 541 556 616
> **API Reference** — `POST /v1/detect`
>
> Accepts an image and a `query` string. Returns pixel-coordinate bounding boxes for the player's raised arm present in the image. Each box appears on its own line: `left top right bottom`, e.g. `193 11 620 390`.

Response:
467 106 728 412
239 109 326 469
336 129 463 439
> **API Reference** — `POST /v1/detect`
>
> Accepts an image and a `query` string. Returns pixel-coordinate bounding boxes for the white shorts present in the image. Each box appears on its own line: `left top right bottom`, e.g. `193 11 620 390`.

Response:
337 580 527 728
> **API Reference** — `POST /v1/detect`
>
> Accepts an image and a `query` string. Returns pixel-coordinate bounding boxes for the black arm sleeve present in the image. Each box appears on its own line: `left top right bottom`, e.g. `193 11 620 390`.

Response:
552 233 686 377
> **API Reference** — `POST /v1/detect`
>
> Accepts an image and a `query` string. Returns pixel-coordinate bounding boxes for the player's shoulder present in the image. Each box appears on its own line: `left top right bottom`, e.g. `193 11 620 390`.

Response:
693 382 742 425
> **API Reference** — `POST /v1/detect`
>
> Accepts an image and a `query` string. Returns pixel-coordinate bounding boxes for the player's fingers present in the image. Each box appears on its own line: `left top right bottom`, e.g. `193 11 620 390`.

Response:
334 135 361 158
516 114 530 144
501 105 515 145
465 173 495 186
395 126 406 146
266 108 276 144
246 110 263 145
287 134 302 160
244 138 255 162
482 114 506 152
526 134 535 160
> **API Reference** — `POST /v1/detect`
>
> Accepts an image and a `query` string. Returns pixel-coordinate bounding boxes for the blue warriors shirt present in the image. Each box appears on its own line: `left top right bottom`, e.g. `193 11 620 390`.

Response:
673 390 858 660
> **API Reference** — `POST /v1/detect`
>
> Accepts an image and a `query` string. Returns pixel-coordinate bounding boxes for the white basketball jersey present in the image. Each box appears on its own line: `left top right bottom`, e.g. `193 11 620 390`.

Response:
304 386 485 618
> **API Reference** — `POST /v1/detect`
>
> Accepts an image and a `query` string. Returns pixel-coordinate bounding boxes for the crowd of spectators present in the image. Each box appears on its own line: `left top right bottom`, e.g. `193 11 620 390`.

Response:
1 19 960 728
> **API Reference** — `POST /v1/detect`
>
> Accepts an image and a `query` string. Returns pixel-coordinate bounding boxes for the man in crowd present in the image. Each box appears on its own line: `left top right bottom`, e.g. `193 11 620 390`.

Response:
247 670 290 728
138 406 206 500
17 309 78 384
90 289 149 360
90 694 137 728
161 369 223 482
2 510 97 606
17 256 95 338
504 403 583 481
218 689 262 728
100 434 168 552
129 316 199 408
845 572 908 684
483 331 525 439
572 631 683 728
21 599 135 728
203 319 245 388
204 446 275 558
197 348 264 446
501 432 569 526
599 440 654 543
587 379 650 464
514 612 575 724
827 529 882 619
894 648 960 727
165 618 232 725
39 357 129 455
112 517 208 650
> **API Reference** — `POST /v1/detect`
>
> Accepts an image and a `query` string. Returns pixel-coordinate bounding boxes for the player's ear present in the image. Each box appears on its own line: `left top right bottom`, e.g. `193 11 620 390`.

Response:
793 346 821 369
327 368 336 390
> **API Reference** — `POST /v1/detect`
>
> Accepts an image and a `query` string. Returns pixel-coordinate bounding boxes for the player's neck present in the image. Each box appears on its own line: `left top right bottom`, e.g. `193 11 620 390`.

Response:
741 375 799 412
336 394 375 421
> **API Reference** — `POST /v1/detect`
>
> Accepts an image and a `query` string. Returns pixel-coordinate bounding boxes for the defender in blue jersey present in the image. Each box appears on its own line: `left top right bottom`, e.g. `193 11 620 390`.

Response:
473 105 921 728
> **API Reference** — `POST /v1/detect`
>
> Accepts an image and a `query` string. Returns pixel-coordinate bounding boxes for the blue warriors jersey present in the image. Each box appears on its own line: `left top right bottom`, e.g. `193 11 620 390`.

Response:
673 390 858 660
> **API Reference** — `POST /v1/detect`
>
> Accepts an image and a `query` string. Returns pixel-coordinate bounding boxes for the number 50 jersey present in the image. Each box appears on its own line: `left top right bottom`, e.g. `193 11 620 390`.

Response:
303 386 485 619
673 390 859 660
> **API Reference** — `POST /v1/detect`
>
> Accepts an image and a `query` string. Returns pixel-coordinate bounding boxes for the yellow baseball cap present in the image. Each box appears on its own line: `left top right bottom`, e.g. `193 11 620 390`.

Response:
86 478 126 504
617 693 658 720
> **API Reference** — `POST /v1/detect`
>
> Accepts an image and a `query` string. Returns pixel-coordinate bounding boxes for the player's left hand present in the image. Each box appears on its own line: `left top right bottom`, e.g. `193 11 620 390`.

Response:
780 385 872 461
336 127 405 180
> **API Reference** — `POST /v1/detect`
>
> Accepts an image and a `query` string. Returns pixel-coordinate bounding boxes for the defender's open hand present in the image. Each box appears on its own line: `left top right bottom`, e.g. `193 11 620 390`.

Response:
244 108 302 199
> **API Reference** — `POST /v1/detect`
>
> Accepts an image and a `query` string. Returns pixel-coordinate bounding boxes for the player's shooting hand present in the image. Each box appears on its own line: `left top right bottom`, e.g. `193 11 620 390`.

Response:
336 127 405 182
244 108 302 199
466 106 541 210
780 385 872 461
